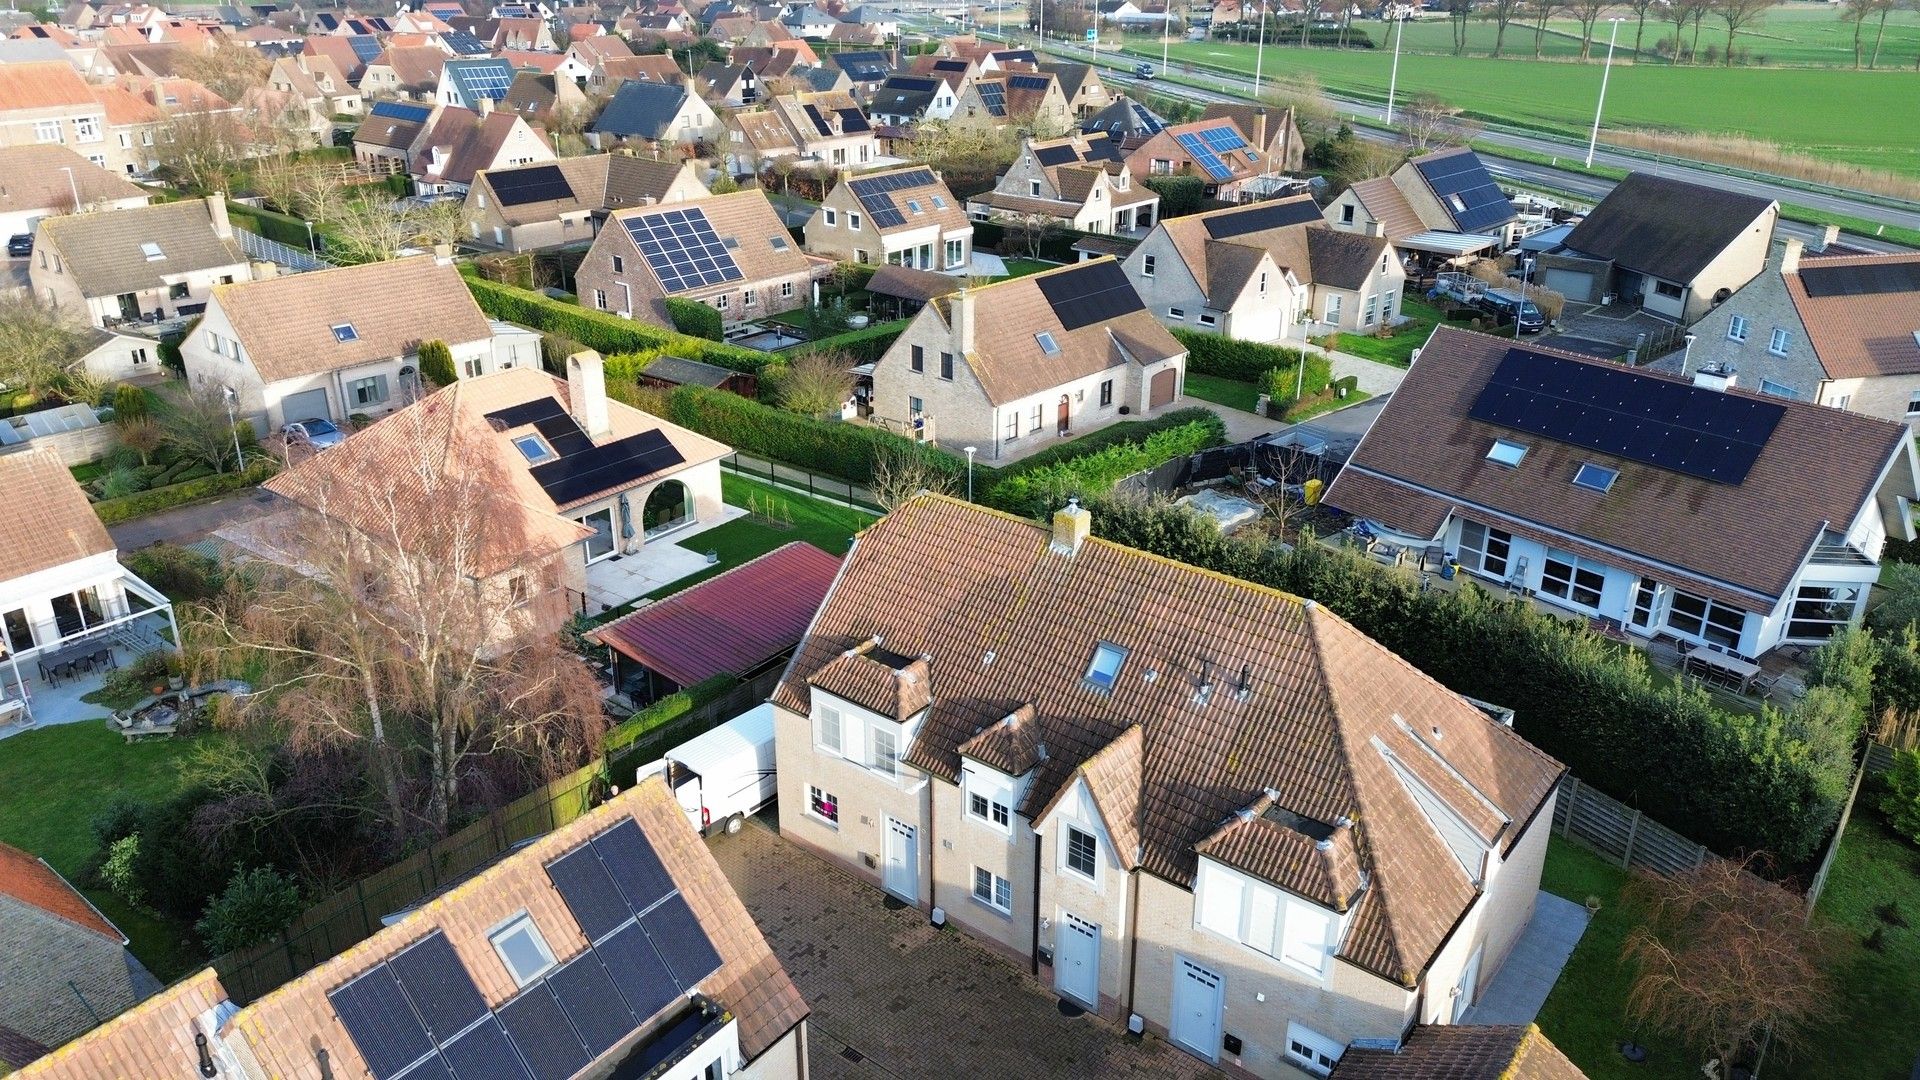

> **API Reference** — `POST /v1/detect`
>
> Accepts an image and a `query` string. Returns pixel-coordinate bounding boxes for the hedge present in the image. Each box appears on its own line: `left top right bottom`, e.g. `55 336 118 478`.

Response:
1172 328 1319 385
465 276 769 374
801 318 910 365
665 385 964 485
1257 353 1334 402
94 459 278 525
665 297 723 341
997 407 1225 481
987 414 1226 517
1082 493 1859 863
224 201 314 250
603 675 736 756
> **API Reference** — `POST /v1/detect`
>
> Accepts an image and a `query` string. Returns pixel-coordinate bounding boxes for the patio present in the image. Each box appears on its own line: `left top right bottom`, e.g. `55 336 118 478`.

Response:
1 619 177 736
581 506 748 613
1459 891 1590 1026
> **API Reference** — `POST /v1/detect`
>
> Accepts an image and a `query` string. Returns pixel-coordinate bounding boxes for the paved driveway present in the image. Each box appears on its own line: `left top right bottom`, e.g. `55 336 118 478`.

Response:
709 821 1225 1080
108 489 279 551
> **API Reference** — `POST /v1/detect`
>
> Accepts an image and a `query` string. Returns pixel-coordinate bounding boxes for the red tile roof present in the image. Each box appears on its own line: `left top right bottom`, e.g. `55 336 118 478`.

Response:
593 541 842 686
0 841 122 943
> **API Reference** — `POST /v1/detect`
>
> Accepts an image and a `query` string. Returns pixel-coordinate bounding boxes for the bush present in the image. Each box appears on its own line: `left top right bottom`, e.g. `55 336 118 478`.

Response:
1883 748 1920 844
1143 175 1207 217
124 543 225 601
799 318 909 365
91 797 147 850
666 297 723 341
666 385 963 485
112 384 150 420
1256 354 1334 402
417 340 456 388
465 275 771 375
101 834 146 912
1171 328 1318 384
996 408 1225 481
987 415 1225 517
196 867 304 955
93 459 277 525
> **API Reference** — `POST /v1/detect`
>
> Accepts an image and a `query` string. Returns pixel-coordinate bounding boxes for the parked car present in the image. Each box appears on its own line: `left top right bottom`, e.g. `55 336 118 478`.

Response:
634 703 776 835
1134 62 1156 78
1477 288 1546 334
6 234 31 258
284 417 346 449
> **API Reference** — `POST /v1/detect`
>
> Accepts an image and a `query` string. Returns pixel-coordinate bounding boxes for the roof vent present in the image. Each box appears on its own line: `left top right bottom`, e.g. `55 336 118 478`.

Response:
1314 836 1334 852
1430 725 1444 741
1335 816 1353 829
1693 362 1737 393
982 649 995 666
1143 668 1158 684
1235 664 1252 701
1035 742 1049 761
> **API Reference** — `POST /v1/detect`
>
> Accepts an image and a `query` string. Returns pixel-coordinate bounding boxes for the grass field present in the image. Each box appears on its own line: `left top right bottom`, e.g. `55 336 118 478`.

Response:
1139 40 1920 175
1183 372 1262 412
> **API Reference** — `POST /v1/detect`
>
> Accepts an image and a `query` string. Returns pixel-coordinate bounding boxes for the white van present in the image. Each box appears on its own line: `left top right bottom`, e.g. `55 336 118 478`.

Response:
634 703 777 836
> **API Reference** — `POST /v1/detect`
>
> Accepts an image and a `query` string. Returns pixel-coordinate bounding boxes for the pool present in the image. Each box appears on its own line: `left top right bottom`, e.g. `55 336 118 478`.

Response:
729 327 809 351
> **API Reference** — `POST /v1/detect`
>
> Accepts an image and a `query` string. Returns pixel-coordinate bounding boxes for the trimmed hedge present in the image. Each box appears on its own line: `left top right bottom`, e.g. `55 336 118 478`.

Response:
1173 328 1317 384
1257 353 1333 401
997 407 1224 481
665 385 964 485
466 276 766 373
94 459 278 525
987 414 1226 517
604 675 736 755
803 318 910 364
665 297 723 341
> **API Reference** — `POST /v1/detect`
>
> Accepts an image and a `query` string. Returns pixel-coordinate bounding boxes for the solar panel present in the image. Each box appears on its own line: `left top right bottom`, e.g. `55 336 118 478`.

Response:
1414 151 1515 234
530 429 687 506
1035 259 1143 331
594 920 681 1023
547 951 638 1057
546 844 631 943
849 169 935 232
1174 131 1232 181
622 207 745 295
801 103 833 136
1798 260 1920 298
388 933 489 1043
395 1055 455 1080
591 818 677 913
490 164 575 207
1008 73 1049 91
450 59 514 102
637 894 724 988
1467 347 1785 485
1202 198 1322 239
1129 102 1165 134
497 984 591 1080
976 81 1006 116
440 1017 531 1080
328 967 435 1080
1034 143 1077 167
372 100 432 124
347 34 381 64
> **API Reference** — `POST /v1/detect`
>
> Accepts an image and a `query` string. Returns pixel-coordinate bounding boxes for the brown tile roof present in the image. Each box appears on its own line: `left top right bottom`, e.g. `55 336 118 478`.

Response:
957 702 1045 775
37 197 243 299
0 840 122 943
1324 327 1912 607
1194 791 1364 911
730 106 797 152
1350 175 1425 242
0 146 144 214
865 263 962 304
1330 1024 1588 1079
211 257 492 383
1786 251 1920 379
477 154 702 226
809 640 932 720
1562 172 1774 284
10 968 227 1080
0 449 115 583
0 60 94 110
356 109 424 149
829 164 965 238
1308 226 1391 290
608 189 810 296
599 53 683 84
773 495 1564 985
413 107 546 187
378 43 449 88
1159 194 1379 298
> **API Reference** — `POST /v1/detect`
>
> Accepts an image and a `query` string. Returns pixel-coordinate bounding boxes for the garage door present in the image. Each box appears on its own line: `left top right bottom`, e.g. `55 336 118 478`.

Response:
281 388 332 426
1150 368 1177 409
1543 268 1596 303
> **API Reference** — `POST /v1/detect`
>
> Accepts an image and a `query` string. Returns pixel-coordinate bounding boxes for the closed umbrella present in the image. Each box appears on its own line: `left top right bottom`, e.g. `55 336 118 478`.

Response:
619 491 636 545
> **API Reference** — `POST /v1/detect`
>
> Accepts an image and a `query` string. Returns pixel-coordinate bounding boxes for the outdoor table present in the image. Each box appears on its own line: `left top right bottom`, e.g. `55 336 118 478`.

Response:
34 638 112 685
1683 645 1760 693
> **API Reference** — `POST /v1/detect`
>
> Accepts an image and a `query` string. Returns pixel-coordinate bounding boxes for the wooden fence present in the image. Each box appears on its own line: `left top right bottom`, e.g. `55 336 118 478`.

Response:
1552 775 1709 878
1802 760 1871 922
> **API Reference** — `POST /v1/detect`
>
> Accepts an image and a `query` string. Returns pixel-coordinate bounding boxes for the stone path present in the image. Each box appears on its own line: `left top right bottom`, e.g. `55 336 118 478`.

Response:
1324 348 1410 397
1458 891 1590 1027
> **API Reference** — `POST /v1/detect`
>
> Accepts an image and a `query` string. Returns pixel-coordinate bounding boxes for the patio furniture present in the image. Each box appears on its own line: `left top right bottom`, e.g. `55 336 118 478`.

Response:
1370 542 1406 567
1418 545 1446 572
0 698 26 728
1682 645 1761 693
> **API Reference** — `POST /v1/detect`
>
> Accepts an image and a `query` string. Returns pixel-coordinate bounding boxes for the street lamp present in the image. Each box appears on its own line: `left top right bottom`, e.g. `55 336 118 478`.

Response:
1679 333 1697 375
58 166 80 211
1384 10 1407 124
221 386 243 470
1585 18 1625 169
964 446 977 501
1252 0 1268 95
1161 10 1170 73
303 220 315 255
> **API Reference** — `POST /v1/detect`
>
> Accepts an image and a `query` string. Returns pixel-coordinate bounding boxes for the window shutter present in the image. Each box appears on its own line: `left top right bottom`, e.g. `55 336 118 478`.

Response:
374 374 390 402
1197 863 1242 936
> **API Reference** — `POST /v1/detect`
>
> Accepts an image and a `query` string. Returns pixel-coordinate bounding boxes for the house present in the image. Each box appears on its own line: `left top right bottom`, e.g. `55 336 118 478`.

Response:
0 449 179 718
724 107 802 171
843 4 899 36
0 146 147 238
767 90 878 168
780 3 838 37
266 51 362 118
868 258 1186 458
0 839 159 1054
1322 148 1519 271
11 778 809 1080
867 74 956 125
1081 93 1168 148
1200 101 1304 173
434 55 517 109
576 189 812 328
587 52 685 96
0 61 108 156
501 68 587 124
952 71 1072 137
1122 195 1407 340
1539 172 1776 323
589 76 723 149
697 60 760 108
74 326 164 382
1323 327 1918 658
1125 115 1271 201
357 44 447 98
825 47 892 95
181 256 497 432
969 130 1158 238
1677 242 1920 425
409 102 555 195
557 31 630 85
771 492 1566 1075
807 164 972 270
352 97 430 167
466 153 708 252
863 262 961 320
30 195 251 326
1039 60 1111 117
1330 1024 1585 1078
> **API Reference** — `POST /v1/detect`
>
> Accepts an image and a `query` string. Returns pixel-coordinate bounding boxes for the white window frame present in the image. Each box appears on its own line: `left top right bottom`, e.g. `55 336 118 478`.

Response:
781 280 795 299
1539 547 1607 610
870 724 899 779
807 783 839 825
823 207 837 227
1285 1022 1343 1077
972 866 1012 913
1486 439 1527 467
1768 327 1790 355
1197 312 1217 327
1168 307 1185 320
1142 253 1155 278
816 706 843 756
33 119 61 144
966 776 1013 832
1323 294 1342 323
488 912 557 987
1760 378 1798 400
1457 520 1512 579
1062 823 1099 884
1726 314 1749 342
849 211 862 231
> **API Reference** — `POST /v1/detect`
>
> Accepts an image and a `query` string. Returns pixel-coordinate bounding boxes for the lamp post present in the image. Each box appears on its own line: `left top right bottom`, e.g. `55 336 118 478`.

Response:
1585 18 1624 169
222 386 243 470
58 166 80 211
1161 11 1170 73
1680 333 1697 375
1252 0 1268 95
303 220 316 255
964 445 977 501
1384 11 1406 124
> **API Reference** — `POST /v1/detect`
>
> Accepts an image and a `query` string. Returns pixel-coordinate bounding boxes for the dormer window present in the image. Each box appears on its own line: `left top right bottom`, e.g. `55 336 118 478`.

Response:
1084 641 1126 691
1572 462 1617 492
331 323 359 343
1486 439 1527 467
1035 331 1060 356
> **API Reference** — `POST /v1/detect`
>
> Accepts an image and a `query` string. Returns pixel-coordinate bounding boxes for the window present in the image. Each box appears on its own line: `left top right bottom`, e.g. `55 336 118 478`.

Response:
489 914 556 987
1830 393 1852 410
1726 315 1749 342
968 789 1011 828
781 281 794 299
1909 390 1920 416
1028 402 1043 433
1362 293 1378 325
1142 254 1155 278
1029 179 1042 196
141 242 164 261
1666 589 1745 650
1099 379 1113 407
911 344 924 372
1285 1023 1343 1077
33 119 60 143
1005 412 1020 441
1064 825 1097 879
1447 193 1467 214
1654 280 1684 299
329 322 359 343
1486 439 1527 467
464 356 484 378
715 294 728 311
1 607 33 653
939 351 953 380
512 433 555 463
1458 520 1511 578
507 574 528 606
1324 294 1342 323
870 725 898 778
1382 290 1397 319
1035 331 1060 355
593 289 607 310
348 375 389 407
908 395 923 414
1572 462 1618 492
807 784 839 824
1197 312 1217 327
1788 583 1863 640
743 287 757 307
130 347 148 365
1769 327 1790 355
945 238 963 268
1084 641 1126 691
1259 271 1268 297
849 212 862 230
1540 548 1605 609
933 195 947 209
1340 203 1354 224
824 208 837 226
1168 307 1185 320
817 706 843 756
906 199 923 214
1757 378 1798 400
168 281 189 300
611 253 624 273
1150 158 1171 175
972 867 1012 912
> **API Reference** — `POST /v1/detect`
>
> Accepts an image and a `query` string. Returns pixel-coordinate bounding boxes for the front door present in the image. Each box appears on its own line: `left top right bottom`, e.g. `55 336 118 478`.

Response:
882 816 917 903
1056 395 1070 435
1629 577 1664 632
1453 945 1483 1022
1169 956 1224 1062
577 507 615 562
1055 911 1100 1009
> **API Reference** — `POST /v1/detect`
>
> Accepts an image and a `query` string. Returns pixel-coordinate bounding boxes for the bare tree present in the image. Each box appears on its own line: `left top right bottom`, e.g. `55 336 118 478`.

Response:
1622 858 1837 1069
1398 93 1481 152
1667 0 1708 60
1481 0 1527 57
1862 0 1898 66
1567 0 1609 57
1447 0 1474 53
776 351 856 417
0 294 90 399
1529 0 1566 57
1626 0 1662 56
155 108 250 194
1715 0 1769 62
871 443 958 509
1003 211 1064 260
159 385 246 474
173 38 272 104
118 416 164 466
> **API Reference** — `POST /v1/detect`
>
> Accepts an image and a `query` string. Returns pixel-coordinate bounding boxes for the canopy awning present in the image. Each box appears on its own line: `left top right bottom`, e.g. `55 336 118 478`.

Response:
1397 231 1501 256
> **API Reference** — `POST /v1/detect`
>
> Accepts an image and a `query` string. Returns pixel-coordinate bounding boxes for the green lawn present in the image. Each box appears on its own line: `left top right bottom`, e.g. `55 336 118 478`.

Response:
0 723 214 981
1535 838 1698 1079
1281 388 1371 423
1183 372 1262 413
1331 299 1443 368
998 258 1062 279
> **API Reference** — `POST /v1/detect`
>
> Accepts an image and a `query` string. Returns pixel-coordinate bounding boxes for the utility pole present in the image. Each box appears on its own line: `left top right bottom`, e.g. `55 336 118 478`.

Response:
1585 18 1623 168
1384 11 1406 124
1252 0 1268 94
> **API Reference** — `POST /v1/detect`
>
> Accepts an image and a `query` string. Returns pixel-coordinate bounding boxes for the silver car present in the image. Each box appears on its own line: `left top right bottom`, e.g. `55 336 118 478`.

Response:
284 417 346 450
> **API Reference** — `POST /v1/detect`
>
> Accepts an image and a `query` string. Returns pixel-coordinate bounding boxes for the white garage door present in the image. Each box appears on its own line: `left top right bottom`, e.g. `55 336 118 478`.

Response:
281 388 332 426
1544 268 1597 303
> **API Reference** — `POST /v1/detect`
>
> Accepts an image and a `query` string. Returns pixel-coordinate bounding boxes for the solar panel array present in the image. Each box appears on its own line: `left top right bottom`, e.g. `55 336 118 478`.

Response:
1129 102 1165 135
1468 347 1786 485
347 34 382 64
371 100 433 124
490 164 575 207
623 207 744 294
485 398 593 459
1034 143 1078 167
1798 260 1920 298
1173 125 1251 181
450 59 514 102
443 31 488 54
530 429 687 505
1035 259 1144 332
1201 198 1323 239
976 81 1006 116
1008 73 1050 91
848 168 936 230
1414 151 1514 234
327 820 723 1080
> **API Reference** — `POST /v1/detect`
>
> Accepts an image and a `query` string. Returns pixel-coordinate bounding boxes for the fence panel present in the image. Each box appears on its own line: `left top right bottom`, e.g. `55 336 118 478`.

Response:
721 453 884 514
1553 776 1708 878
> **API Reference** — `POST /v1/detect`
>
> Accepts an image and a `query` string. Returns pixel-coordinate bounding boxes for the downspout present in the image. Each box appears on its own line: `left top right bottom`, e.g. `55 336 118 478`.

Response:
1029 831 1044 978
923 771 935 915
1123 858 1142 1019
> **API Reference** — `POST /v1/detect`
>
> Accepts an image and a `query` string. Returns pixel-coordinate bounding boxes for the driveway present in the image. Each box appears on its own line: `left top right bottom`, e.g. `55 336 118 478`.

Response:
1325 350 1408 397
708 820 1225 1080
108 489 279 551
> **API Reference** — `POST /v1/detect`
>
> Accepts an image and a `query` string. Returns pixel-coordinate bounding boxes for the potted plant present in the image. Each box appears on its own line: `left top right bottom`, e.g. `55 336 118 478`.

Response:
164 653 185 692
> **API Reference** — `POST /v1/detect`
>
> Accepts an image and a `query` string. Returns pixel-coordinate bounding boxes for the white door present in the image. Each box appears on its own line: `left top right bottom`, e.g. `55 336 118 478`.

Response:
882 816 917 903
1453 945 1483 1022
1055 911 1100 1008
1169 957 1224 1062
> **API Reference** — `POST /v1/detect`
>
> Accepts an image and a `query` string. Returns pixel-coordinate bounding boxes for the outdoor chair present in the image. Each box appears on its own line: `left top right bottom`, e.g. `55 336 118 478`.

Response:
91 648 114 670
54 661 77 683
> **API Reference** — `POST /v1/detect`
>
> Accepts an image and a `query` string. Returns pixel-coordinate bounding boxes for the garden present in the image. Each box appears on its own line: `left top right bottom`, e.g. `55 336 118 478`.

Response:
1326 297 1444 368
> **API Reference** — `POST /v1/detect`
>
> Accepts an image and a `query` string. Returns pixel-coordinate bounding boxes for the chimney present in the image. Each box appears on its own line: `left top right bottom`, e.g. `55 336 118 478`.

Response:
476 93 493 117
1692 362 1736 393
206 193 230 239
1050 498 1090 556
567 350 611 438
949 287 974 355
1781 237 1803 275
433 243 453 265
249 260 278 279
1818 224 1840 253
1250 106 1267 148
1368 220 1384 238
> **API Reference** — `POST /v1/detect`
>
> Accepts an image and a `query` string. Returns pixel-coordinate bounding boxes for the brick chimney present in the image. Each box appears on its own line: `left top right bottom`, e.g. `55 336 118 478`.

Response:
1781 237 1804 276
949 287 974 355
1817 224 1840 252
1051 498 1090 556
1250 106 1268 149
476 93 494 117
567 350 611 439
206 193 231 239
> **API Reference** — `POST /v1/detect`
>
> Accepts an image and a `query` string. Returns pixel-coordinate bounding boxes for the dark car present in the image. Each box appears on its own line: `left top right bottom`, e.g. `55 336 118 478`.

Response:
1134 62 1156 79
1478 288 1546 334
6 234 31 258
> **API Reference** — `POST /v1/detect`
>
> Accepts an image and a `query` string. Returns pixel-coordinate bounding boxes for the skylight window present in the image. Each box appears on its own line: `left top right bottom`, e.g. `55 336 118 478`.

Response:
512 433 555 463
1035 331 1060 356
770 235 790 250
1447 193 1468 213
932 195 947 208
907 199 923 214
331 323 359 343
1572 462 1618 493
1085 642 1127 692
1487 439 1527 467
140 241 164 261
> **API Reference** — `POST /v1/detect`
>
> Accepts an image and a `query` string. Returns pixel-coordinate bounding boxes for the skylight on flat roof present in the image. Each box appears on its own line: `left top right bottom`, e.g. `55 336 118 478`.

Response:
331 323 359 343
1487 439 1527 467
1085 642 1126 692
512 433 555 464
1035 331 1060 356
1572 462 1618 493
140 242 164 261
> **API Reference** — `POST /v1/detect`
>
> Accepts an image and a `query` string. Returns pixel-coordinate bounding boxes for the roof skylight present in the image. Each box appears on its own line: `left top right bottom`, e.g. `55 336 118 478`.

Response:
1035 331 1060 356
1572 462 1618 492
140 242 164 261
1486 439 1527 467
1085 642 1127 692
512 433 555 464
331 323 359 343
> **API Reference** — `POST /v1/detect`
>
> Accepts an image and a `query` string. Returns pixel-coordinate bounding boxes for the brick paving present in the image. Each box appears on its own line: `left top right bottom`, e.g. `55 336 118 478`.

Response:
709 819 1225 1080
